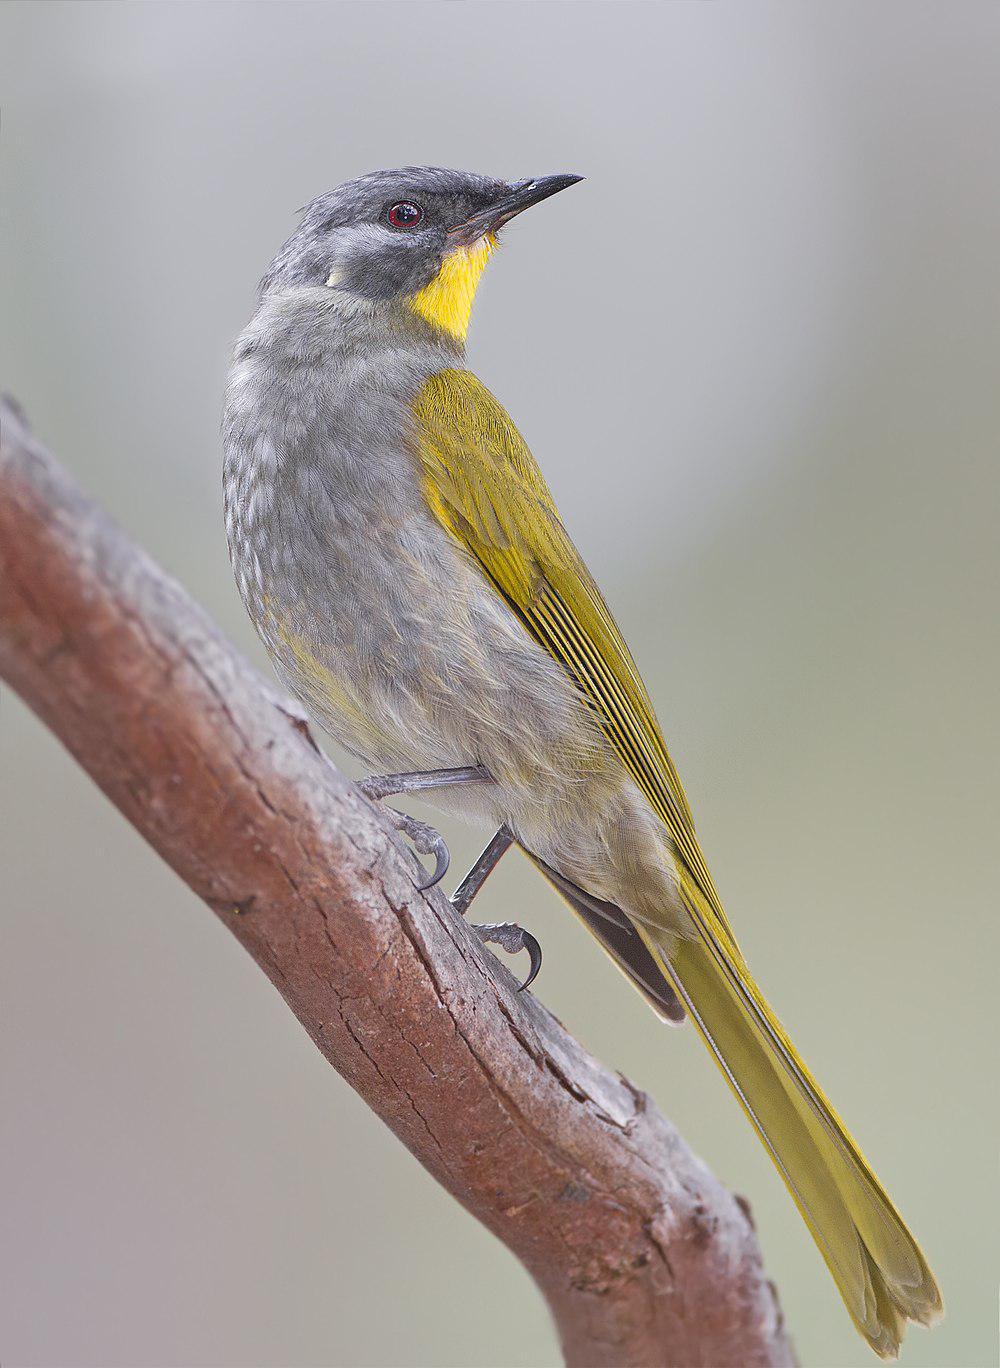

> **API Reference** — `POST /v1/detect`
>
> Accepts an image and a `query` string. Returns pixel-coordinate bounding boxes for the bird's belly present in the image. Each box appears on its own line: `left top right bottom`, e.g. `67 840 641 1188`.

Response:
269 516 594 781
261 521 674 910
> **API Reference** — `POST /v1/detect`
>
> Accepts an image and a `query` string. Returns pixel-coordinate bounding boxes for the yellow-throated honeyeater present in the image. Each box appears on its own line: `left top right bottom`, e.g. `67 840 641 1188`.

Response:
223 167 942 1357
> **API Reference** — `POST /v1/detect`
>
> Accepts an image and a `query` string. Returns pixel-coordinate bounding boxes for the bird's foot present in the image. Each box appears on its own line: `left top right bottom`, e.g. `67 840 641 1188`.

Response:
447 826 540 990
370 805 451 890
470 921 543 993
357 767 491 892
356 777 540 988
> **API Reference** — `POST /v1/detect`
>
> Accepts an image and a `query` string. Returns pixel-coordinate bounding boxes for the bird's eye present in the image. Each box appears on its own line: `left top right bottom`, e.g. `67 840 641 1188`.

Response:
386 201 424 229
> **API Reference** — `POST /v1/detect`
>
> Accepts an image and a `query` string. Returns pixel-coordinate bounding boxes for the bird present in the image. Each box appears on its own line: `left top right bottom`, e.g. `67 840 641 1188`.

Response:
223 165 942 1358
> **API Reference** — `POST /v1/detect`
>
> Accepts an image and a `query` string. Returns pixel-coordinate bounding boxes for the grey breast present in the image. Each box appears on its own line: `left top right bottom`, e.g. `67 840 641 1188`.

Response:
222 285 472 747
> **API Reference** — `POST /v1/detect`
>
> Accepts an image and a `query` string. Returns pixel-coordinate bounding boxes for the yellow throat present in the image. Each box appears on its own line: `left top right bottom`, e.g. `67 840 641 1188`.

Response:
409 237 496 341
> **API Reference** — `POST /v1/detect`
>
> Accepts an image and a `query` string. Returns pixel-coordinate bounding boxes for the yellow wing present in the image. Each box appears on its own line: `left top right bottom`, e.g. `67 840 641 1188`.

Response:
412 367 735 944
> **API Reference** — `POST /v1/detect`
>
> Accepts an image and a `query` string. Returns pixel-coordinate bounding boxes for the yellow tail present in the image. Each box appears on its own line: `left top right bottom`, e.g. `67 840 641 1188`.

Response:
639 906 943 1359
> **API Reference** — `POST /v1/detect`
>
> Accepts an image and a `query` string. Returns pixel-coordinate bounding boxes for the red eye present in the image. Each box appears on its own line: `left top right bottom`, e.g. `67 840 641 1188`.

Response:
387 201 423 228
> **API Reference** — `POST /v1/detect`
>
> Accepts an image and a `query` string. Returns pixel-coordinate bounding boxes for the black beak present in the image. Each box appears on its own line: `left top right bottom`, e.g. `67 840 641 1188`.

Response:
448 174 584 245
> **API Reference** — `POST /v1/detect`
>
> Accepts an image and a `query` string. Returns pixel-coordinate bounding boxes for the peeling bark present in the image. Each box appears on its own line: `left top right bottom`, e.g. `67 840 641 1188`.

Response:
0 396 796 1368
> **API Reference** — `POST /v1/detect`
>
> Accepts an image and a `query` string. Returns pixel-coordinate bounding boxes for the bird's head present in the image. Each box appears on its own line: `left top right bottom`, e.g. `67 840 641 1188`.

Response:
260 166 582 342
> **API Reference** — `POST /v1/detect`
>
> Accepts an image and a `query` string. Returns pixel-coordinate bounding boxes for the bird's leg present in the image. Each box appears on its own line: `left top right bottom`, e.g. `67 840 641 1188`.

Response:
357 766 492 802
451 826 514 914
451 826 542 993
356 765 492 891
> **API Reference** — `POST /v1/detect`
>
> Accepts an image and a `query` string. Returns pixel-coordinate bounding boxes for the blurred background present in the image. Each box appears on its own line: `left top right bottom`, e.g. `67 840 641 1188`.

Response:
2 3 998 1366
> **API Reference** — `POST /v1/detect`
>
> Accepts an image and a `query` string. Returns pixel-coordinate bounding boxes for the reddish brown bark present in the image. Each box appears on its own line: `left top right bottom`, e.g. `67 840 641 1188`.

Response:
0 396 795 1368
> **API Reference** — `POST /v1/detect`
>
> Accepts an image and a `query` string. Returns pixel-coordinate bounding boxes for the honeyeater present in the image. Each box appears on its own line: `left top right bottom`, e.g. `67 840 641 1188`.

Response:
223 166 942 1357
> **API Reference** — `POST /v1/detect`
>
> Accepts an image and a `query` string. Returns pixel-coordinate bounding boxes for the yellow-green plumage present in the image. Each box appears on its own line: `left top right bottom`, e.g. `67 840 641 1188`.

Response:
412 367 943 1358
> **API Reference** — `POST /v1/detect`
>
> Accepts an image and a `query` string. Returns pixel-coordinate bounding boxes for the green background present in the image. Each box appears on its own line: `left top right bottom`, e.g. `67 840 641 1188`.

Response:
2 3 997 1365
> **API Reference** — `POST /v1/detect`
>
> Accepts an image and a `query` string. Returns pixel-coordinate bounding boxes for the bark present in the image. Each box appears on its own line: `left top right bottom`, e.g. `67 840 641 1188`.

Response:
0 396 795 1368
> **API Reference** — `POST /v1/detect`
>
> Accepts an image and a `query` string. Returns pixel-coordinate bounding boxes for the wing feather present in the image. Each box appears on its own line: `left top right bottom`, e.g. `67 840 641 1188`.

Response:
412 369 734 942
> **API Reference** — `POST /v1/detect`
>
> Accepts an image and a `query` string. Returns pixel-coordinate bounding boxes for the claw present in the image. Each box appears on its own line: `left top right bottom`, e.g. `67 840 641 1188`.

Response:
416 828 451 890
517 931 543 993
474 922 543 992
378 808 452 891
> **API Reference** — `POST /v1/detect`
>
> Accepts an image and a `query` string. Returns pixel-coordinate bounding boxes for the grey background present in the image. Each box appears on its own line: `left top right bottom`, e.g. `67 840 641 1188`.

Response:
2 3 998 1366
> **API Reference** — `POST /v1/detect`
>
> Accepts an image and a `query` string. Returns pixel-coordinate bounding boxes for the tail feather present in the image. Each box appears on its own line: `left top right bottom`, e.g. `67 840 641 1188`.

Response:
638 906 942 1359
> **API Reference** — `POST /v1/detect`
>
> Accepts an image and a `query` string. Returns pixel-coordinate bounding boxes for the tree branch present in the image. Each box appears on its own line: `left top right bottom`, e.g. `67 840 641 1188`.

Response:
0 396 795 1368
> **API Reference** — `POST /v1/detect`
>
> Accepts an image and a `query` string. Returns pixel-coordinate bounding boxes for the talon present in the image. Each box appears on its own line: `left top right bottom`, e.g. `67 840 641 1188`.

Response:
473 921 543 992
375 807 452 892
517 931 543 993
416 830 451 890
